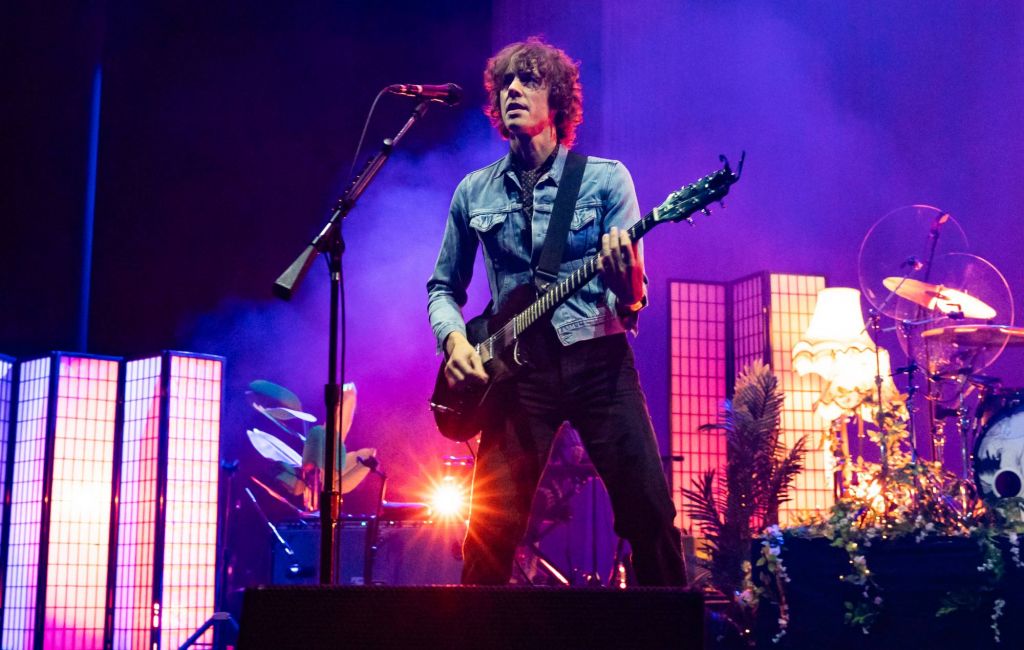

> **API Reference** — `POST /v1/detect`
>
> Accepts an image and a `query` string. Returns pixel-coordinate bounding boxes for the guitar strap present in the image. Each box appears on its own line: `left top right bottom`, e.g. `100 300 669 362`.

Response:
534 150 588 292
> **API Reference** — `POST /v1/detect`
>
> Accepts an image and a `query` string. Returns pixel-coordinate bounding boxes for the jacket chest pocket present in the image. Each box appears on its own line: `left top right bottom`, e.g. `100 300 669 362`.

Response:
566 205 600 261
469 210 516 261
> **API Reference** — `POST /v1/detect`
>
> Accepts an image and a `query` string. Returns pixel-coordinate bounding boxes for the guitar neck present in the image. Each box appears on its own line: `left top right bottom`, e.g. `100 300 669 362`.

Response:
510 213 656 337
486 154 743 353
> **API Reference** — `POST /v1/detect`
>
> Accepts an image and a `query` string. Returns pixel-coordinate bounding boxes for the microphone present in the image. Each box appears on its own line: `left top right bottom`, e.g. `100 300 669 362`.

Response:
386 83 463 106
902 256 925 271
931 211 950 235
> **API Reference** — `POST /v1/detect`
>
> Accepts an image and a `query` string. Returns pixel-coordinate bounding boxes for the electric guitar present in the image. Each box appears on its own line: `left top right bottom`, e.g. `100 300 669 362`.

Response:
430 154 744 441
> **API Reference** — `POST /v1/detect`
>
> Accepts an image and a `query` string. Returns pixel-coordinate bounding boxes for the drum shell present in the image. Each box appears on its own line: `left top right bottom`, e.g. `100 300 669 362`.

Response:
973 400 1024 500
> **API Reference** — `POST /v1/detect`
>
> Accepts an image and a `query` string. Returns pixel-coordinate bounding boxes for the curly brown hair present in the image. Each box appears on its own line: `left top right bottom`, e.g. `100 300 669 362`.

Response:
483 37 583 147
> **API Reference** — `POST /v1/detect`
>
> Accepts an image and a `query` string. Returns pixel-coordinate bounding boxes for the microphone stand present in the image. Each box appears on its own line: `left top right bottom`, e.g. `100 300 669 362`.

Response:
273 100 431 585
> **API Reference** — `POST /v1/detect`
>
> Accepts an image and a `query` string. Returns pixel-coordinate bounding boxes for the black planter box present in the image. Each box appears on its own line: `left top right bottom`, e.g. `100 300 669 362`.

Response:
753 535 1022 649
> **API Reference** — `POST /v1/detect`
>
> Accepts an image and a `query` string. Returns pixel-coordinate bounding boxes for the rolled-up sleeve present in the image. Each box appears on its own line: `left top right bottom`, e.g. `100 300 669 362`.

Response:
427 178 478 351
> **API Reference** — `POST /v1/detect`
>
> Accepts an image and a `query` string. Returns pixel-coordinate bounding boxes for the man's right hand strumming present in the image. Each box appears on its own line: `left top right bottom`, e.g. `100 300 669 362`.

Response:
444 331 490 389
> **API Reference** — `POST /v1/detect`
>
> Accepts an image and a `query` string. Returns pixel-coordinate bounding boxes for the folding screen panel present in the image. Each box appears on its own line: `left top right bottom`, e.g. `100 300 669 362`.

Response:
1 353 120 650
765 273 829 523
668 281 728 535
111 352 223 649
0 355 15 634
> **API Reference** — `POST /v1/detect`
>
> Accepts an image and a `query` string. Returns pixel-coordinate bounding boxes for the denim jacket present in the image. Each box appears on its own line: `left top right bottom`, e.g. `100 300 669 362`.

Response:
427 145 645 350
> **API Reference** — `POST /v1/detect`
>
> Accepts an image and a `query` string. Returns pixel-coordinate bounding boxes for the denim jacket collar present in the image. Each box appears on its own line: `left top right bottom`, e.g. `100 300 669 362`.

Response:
490 144 568 187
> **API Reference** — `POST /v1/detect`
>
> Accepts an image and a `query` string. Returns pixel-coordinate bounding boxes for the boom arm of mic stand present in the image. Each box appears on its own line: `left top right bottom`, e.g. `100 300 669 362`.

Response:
272 100 431 300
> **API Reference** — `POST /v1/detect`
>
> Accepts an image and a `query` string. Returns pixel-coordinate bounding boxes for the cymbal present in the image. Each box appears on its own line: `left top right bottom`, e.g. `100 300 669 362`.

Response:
922 324 1024 349
883 277 997 319
247 427 302 467
262 406 318 423
251 403 306 442
248 379 303 411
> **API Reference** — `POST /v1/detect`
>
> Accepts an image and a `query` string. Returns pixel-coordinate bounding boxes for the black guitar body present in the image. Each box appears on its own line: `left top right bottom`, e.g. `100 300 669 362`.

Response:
430 285 538 442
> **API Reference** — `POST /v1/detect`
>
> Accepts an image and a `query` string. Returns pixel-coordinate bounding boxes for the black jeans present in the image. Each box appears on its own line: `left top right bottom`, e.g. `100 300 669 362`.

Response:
461 326 686 586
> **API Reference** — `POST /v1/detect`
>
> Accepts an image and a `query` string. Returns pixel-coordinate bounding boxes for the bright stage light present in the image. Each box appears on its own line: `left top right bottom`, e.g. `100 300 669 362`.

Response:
431 479 466 519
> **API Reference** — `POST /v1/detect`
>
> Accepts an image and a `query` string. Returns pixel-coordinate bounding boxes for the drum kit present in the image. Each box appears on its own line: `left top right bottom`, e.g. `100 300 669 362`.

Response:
857 205 1024 503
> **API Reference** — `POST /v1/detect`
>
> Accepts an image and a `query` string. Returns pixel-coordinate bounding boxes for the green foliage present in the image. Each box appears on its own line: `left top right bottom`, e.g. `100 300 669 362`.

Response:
683 361 807 597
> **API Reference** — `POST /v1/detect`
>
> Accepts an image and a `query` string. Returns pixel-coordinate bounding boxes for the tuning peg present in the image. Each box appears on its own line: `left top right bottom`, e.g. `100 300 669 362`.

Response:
686 217 695 226
701 208 711 216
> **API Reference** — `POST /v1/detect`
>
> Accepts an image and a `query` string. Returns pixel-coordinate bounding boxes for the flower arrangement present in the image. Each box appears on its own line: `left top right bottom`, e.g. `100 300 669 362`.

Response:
750 396 1024 645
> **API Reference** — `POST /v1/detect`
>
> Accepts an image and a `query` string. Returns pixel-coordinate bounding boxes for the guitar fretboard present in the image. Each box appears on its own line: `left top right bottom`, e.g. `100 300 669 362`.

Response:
488 158 741 351
511 215 656 337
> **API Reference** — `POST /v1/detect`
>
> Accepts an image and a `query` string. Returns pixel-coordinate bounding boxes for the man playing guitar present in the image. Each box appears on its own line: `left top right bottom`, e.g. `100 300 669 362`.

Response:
427 37 686 586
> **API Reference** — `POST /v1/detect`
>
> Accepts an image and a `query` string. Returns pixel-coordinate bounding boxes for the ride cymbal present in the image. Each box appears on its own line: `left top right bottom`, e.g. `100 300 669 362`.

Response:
882 277 997 319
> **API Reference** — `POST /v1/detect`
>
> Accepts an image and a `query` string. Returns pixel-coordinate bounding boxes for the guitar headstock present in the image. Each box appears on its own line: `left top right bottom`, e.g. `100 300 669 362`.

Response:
651 152 745 224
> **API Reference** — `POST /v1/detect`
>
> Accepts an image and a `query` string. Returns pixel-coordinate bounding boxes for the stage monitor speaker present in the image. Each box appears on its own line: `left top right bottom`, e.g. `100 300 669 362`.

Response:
238 585 703 649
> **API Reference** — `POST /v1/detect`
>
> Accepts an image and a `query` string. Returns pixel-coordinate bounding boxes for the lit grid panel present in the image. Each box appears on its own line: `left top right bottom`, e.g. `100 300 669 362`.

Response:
2 354 120 650
112 353 223 649
112 356 162 649
669 281 728 534
3 357 50 650
768 274 830 524
162 354 221 648
0 354 15 621
46 355 119 648
731 274 769 372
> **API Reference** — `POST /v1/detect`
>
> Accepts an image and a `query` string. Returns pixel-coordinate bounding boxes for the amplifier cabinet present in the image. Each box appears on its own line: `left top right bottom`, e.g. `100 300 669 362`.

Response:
270 520 464 586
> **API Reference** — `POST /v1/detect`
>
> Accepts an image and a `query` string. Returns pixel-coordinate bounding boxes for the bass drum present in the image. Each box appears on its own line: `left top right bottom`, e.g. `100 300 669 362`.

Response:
974 395 1024 500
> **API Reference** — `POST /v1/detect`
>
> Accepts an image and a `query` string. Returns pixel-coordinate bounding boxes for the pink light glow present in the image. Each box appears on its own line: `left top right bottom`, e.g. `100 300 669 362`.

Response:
0 355 119 650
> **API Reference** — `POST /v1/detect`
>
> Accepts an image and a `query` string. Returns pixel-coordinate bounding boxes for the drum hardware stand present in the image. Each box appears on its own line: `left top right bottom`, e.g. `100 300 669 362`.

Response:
867 308 894 493
179 460 243 650
515 541 573 586
242 486 298 557
607 538 631 588
895 318 924 463
273 99 433 585
358 456 387 585
517 464 595 586
585 477 603 585
518 493 580 586
956 396 973 481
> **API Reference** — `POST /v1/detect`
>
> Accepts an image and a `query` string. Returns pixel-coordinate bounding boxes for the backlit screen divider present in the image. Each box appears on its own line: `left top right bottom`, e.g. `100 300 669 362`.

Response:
111 352 223 649
1 353 121 650
669 282 728 535
670 273 829 534
0 355 16 636
766 274 830 523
